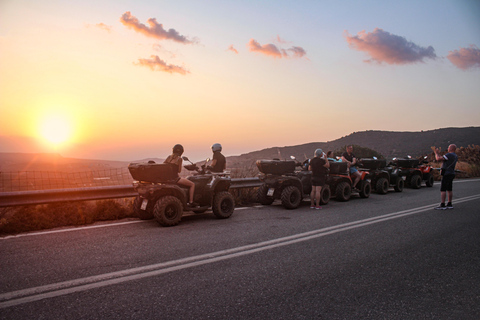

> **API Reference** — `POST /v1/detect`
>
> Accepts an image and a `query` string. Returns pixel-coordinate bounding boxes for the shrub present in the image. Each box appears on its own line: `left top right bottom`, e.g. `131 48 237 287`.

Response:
0 198 135 235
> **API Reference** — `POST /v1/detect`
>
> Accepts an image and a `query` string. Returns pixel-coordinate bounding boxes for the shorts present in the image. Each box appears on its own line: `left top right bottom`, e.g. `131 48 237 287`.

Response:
440 174 455 192
349 167 358 174
312 176 326 187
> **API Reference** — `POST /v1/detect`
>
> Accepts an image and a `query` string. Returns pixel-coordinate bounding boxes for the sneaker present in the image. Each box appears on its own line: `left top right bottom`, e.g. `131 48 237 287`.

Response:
187 202 199 208
310 206 315 209
446 203 454 209
315 206 322 210
352 187 360 193
435 203 446 210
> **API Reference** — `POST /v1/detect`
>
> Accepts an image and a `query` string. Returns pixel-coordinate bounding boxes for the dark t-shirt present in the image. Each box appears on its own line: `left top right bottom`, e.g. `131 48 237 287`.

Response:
310 157 327 178
442 153 458 175
211 151 226 172
163 155 181 178
342 152 355 163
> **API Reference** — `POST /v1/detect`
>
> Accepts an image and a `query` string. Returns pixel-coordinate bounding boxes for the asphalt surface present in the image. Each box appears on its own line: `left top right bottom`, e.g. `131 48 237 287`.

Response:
1 179 480 319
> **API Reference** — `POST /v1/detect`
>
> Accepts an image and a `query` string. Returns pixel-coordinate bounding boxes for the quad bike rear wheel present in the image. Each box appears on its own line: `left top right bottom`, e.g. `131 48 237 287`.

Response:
133 196 154 220
425 174 434 187
394 178 404 192
320 185 331 205
410 174 422 189
375 177 389 195
257 184 274 205
153 196 183 227
281 185 302 209
212 191 235 219
335 181 351 202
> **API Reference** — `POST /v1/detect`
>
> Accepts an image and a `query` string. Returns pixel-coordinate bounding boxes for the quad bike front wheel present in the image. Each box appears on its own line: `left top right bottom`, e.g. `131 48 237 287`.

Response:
133 196 154 220
359 180 371 198
153 196 183 227
281 186 302 209
212 191 235 219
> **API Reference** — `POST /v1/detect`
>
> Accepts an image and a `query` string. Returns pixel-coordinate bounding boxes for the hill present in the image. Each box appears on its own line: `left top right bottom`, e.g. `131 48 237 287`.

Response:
227 127 480 169
0 153 130 173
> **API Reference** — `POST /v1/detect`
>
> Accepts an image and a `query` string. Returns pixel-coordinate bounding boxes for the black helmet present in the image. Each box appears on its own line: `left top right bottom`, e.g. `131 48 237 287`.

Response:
172 144 184 156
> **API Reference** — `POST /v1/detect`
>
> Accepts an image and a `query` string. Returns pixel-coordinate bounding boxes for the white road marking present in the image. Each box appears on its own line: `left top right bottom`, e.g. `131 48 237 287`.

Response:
1 194 480 308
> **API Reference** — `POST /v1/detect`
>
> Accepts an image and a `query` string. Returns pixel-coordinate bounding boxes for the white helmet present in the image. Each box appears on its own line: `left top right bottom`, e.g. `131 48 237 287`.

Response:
212 143 222 152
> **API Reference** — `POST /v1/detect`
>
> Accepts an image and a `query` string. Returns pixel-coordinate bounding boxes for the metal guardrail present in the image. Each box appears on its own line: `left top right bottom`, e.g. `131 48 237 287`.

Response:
0 178 262 207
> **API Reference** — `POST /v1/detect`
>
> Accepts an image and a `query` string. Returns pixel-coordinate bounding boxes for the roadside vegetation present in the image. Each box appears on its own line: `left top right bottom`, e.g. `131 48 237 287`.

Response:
1 145 479 236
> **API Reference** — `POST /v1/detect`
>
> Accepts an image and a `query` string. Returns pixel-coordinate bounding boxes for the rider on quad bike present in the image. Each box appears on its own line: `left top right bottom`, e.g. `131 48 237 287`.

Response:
129 144 235 227
208 143 226 173
163 144 196 206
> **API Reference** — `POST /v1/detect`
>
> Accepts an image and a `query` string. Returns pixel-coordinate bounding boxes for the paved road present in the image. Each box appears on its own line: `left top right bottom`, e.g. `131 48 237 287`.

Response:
1 179 480 319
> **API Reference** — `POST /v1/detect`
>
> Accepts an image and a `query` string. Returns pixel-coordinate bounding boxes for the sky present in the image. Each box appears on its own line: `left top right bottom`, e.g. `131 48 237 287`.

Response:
1 0 479 162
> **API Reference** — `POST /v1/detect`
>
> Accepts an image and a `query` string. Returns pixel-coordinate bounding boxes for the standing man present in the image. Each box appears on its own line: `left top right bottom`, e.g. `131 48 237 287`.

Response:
342 145 361 192
209 143 226 173
434 144 458 210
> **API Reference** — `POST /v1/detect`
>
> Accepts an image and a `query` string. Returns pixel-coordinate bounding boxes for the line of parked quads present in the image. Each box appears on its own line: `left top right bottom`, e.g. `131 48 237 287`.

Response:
128 156 436 227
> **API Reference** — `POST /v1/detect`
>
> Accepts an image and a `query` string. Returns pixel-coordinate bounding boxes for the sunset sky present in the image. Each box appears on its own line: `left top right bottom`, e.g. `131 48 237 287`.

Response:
1 0 479 162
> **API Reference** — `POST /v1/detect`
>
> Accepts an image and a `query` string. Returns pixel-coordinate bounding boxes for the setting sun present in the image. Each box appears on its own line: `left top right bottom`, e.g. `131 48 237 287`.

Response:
39 114 72 145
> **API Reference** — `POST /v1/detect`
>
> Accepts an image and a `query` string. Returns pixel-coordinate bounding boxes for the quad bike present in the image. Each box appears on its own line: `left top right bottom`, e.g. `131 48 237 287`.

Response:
391 156 433 189
418 156 435 187
128 157 235 227
292 157 331 206
256 158 330 209
358 158 404 194
327 161 371 201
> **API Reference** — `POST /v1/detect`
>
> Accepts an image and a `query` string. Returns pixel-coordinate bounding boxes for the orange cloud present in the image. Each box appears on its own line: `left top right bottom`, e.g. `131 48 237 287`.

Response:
120 11 195 44
345 28 437 65
248 39 284 58
248 39 307 59
95 23 112 32
447 45 480 70
227 45 239 54
135 55 189 75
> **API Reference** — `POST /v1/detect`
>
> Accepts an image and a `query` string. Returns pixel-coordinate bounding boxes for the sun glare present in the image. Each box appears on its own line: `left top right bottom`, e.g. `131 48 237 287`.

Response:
39 114 72 145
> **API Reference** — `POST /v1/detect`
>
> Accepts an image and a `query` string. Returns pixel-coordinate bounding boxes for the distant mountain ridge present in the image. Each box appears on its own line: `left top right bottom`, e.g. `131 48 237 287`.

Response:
1 127 479 172
0 153 130 172
227 127 480 168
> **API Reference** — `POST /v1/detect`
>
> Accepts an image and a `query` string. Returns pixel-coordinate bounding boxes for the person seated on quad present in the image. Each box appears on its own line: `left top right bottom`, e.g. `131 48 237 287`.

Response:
327 151 341 162
341 145 361 192
309 148 330 209
164 144 196 206
208 143 226 173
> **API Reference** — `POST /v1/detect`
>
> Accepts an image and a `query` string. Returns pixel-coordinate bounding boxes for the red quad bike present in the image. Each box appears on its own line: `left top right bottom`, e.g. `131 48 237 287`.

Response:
256 158 330 209
327 161 371 201
391 156 434 189
358 158 404 194
418 156 435 187
128 157 235 227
